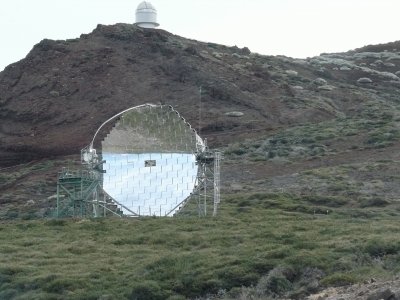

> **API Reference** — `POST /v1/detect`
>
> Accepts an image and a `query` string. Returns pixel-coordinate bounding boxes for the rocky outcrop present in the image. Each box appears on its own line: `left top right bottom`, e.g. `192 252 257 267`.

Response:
308 278 400 300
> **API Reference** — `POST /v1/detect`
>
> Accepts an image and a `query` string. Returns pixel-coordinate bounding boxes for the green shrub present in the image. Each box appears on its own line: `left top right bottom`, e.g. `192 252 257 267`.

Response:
383 254 400 272
0 289 18 299
302 195 347 207
251 193 271 200
256 267 294 296
285 253 324 270
320 273 356 286
166 295 186 300
268 150 276 159
216 266 258 289
199 278 223 295
267 275 292 294
21 212 37 220
237 199 251 207
231 148 247 155
301 137 316 144
0 266 24 276
129 281 168 300
45 219 66 226
0 273 11 286
360 198 389 208
5 210 18 220
43 276 84 293
364 240 400 258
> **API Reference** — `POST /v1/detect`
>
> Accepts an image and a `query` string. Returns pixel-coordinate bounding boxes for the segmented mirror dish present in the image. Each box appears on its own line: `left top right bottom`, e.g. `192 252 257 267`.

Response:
100 105 201 216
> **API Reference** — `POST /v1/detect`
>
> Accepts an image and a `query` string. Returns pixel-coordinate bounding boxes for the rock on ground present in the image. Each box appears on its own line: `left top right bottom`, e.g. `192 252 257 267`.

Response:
307 278 400 300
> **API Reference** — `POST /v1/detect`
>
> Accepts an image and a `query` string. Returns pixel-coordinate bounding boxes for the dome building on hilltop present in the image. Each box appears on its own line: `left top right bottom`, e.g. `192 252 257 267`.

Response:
135 1 159 29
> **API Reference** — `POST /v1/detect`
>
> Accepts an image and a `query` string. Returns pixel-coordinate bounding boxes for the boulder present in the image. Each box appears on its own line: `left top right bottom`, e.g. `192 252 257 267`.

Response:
285 70 298 77
25 200 35 206
49 90 60 97
225 111 244 117
357 77 373 84
384 62 396 67
366 288 395 300
212 52 223 59
313 78 327 86
339 66 351 71
318 85 334 91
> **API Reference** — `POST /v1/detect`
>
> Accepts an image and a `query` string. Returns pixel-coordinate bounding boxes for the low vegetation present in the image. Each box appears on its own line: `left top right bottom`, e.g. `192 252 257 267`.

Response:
1 191 400 299
225 104 400 163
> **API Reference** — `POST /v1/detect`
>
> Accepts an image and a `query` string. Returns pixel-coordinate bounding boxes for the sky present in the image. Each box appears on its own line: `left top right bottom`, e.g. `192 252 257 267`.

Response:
1 0 399 71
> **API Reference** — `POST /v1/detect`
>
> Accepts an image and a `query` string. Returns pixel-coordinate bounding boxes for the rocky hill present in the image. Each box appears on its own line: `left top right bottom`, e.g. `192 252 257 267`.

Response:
3 23 399 167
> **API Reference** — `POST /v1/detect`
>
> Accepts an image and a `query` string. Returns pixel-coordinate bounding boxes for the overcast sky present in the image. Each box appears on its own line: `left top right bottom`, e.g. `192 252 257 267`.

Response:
1 0 399 71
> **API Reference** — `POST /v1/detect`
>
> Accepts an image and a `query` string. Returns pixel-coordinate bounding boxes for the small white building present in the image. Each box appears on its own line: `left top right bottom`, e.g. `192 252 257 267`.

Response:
135 1 159 29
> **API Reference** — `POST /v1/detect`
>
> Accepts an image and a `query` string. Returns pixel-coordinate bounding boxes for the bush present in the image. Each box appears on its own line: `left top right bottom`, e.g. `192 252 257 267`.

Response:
216 266 258 289
320 273 356 287
0 289 18 299
255 266 294 297
43 276 84 294
360 198 389 207
231 148 247 155
364 240 400 258
45 219 66 226
5 210 18 220
129 281 168 300
302 195 347 207
166 295 186 300
266 275 292 294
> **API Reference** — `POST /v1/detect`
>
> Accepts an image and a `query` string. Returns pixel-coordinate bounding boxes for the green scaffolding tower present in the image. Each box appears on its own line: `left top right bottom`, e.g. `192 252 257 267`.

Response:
56 168 101 218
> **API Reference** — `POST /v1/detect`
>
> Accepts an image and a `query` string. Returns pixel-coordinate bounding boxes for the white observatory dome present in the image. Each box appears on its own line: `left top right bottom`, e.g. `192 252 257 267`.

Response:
135 1 159 29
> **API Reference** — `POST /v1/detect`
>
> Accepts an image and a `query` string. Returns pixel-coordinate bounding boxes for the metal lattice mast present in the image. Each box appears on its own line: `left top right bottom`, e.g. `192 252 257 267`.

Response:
213 151 221 216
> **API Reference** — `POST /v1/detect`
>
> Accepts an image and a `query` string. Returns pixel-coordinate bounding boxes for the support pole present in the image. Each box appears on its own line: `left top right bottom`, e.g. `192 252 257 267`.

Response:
213 151 221 217
204 165 207 216
56 183 60 218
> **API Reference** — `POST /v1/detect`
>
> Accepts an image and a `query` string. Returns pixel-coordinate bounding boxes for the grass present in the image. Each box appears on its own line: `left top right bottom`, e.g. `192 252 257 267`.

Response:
1 192 400 299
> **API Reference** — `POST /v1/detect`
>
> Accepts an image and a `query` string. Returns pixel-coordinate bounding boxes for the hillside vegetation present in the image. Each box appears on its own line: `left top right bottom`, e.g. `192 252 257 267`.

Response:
1 193 400 299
